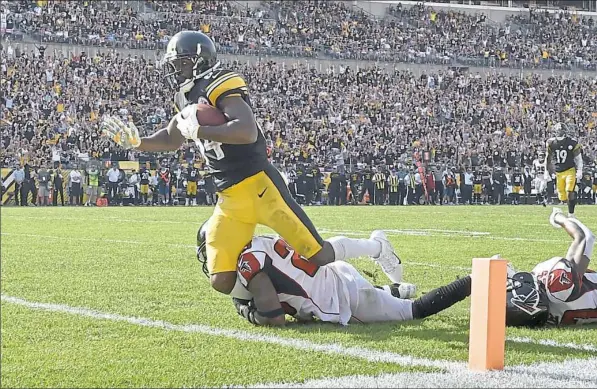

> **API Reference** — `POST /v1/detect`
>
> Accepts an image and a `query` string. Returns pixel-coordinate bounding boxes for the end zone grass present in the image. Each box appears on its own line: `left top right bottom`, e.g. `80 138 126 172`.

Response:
1 206 596 387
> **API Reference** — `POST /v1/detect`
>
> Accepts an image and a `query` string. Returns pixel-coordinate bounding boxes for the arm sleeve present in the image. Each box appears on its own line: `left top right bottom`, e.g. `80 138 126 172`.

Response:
543 259 583 303
237 251 266 288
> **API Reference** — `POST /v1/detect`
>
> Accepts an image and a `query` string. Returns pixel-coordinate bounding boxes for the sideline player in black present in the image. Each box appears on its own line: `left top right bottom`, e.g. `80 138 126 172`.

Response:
139 167 151 205
185 164 199 206
546 123 583 217
511 167 523 205
100 31 403 296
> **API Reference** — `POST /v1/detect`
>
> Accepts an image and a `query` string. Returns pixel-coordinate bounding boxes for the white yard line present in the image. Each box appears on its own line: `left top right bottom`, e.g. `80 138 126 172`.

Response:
0 294 464 372
5 215 563 243
1 232 472 272
319 229 563 243
254 357 597 388
0 232 195 249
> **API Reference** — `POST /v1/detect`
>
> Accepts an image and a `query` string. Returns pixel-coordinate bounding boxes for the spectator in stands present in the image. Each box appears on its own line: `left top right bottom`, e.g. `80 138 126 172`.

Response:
1 2 596 207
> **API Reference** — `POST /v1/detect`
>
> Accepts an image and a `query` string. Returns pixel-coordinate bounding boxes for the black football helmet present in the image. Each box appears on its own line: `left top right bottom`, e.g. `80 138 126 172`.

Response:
162 31 220 92
554 122 572 139
196 221 210 278
505 272 550 327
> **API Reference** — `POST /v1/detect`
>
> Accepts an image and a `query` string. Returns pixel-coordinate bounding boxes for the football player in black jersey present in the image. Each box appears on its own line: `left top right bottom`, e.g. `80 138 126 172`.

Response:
510 167 523 205
139 167 151 205
185 164 199 206
100 31 403 296
546 123 583 217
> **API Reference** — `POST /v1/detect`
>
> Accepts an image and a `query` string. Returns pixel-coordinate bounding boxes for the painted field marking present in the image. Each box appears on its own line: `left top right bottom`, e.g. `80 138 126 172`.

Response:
2 294 594 371
0 232 471 272
4 215 564 243
254 357 597 388
0 294 463 371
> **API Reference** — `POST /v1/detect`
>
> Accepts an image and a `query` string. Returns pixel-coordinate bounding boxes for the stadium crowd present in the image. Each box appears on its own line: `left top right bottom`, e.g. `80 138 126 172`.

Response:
1 1 597 206
3 0 597 70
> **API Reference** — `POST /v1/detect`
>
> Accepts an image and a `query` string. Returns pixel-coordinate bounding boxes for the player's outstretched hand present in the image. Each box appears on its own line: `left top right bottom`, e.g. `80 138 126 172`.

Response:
100 115 141 149
549 207 564 229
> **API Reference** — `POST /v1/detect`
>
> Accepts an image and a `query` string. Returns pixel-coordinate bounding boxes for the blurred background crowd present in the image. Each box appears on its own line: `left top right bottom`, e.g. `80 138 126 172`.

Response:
1 0 596 206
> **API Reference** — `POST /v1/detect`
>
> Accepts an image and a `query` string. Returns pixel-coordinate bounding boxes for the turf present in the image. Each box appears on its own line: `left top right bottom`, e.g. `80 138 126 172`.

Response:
1 205 596 387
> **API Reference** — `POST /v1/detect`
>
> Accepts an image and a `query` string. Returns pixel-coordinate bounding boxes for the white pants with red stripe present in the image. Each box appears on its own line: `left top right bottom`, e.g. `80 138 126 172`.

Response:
329 261 414 324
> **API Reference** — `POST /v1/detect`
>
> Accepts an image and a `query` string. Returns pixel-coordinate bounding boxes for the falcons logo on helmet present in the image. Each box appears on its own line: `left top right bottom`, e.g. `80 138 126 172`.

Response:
511 287 542 316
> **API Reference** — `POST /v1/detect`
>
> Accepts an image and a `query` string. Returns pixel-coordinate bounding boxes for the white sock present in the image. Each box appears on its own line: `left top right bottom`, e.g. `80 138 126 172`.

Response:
327 236 381 262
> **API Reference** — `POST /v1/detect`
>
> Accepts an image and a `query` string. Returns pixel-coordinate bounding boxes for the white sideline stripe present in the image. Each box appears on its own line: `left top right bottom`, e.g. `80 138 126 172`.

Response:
0 294 464 372
3 294 595 370
0 232 472 271
507 336 597 353
254 357 597 388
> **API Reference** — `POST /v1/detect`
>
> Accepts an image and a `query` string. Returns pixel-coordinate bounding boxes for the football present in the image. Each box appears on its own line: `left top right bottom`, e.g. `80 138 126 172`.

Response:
196 103 227 126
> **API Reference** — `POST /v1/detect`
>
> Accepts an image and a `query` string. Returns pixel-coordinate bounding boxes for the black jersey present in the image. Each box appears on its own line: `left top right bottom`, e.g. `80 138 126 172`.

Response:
512 173 523 186
140 171 150 185
547 137 580 173
174 69 268 190
186 167 199 182
473 173 482 185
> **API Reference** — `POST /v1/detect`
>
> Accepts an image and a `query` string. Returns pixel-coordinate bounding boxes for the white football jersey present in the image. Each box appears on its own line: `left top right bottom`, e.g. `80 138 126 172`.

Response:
532 257 597 325
532 159 547 178
236 236 352 324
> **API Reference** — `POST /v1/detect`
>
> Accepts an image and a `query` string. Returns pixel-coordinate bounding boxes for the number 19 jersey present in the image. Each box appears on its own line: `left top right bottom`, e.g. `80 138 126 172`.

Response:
547 137 580 173
174 69 268 191
236 236 352 324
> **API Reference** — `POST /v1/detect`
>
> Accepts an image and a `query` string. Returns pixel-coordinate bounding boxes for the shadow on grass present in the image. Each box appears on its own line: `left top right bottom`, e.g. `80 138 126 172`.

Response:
279 315 596 362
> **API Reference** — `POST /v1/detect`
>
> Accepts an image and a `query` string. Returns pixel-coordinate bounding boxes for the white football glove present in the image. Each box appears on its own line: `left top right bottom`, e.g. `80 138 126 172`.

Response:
101 115 141 149
549 207 563 229
177 104 201 141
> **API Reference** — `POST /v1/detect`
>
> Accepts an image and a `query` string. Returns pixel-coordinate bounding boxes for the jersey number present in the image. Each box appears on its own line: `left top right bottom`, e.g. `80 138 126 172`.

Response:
273 239 318 277
555 149 568 164
197 139 225 160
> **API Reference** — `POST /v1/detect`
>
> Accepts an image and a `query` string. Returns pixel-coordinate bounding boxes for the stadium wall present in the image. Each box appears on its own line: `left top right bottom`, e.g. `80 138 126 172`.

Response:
6 41 591 78
1 168 76 206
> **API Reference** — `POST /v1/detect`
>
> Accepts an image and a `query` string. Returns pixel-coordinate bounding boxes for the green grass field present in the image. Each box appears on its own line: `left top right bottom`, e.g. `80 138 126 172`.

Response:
1 205 596 388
